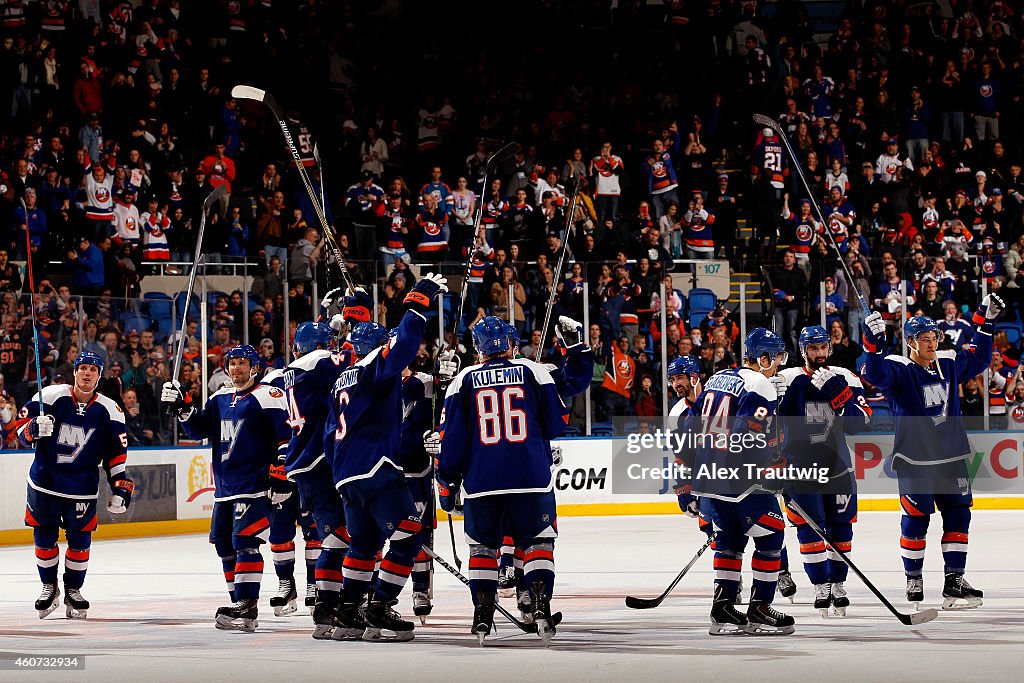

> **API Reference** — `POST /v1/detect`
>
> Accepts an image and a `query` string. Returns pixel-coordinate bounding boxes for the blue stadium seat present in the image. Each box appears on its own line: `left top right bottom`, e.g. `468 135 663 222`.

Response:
172 292 200 322
996 320 1023 347
119 312 150 333
687 287 716 329
144 292 173 319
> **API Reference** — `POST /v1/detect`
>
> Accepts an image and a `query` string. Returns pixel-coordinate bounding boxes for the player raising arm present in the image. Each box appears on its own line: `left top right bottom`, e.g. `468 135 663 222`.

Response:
20 351 133 619
861 294 1001 610
162 344 292 632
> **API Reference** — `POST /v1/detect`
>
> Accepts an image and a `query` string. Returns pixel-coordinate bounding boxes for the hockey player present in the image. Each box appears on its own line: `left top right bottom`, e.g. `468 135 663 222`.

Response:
862 296 1000 610
270 314 361 639
161 344 293 632
683 328 795 635
776 325 871 617
20 351 133 619
327 273 448 642
436 316 570 645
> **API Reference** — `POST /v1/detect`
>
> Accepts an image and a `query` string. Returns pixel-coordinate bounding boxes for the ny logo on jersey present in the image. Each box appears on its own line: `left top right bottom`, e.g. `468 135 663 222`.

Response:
836 495 852 514
220 419 245 461
922 382 949 424
56 425 96 464
75 502 90 519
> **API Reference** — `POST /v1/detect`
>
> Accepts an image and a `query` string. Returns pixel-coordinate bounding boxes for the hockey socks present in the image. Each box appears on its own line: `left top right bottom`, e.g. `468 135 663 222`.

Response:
63 531 91 590
467 546 499 603
234 549 265 601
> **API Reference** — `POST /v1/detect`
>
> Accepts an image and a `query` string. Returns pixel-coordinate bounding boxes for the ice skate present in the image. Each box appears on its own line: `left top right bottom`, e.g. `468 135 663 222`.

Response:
497 565 516 598
331 601 368 641
269 577 297 616
311 601 339 640
65 587 89 619
776 570 797 603
531 581 556 646
472 592 496 646
215 599 258 632
305 583 317 611
814 583 832 618
709 586 748 635
412 591 432 625
830 582 849 617
745 600 795 635
361 599 415 642
942 572 983 610
35 584 60 620
734 575 744 605
517 586 534 623
906 576 924 610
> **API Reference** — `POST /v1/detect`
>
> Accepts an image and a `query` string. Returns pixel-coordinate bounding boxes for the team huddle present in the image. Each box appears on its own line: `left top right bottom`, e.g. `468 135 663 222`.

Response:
18 275 1001 641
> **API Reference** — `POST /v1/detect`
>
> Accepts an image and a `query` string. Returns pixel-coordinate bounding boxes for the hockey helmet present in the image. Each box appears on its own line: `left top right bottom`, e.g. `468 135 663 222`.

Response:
74 350 105 374
472 316 511 356
225 343 261 375
743 327 788 366
293 321 334 356
503 320 520 350
798 325 831 361
667 355 699 379
348 322 389 357
903 315 939 342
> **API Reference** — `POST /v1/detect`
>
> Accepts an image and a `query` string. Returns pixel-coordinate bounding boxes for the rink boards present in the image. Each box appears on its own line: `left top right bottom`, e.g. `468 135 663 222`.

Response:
2 433 1024 544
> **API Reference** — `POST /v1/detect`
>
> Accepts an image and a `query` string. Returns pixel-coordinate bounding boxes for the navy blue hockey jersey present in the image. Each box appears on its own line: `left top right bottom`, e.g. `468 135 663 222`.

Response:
399 371 434 478
328 310 427 487
863 324 991 465
776 366 871 479
19 385 128 499
542 343 596 401
180 383 292 501
438 357 568 498
263 349 353 478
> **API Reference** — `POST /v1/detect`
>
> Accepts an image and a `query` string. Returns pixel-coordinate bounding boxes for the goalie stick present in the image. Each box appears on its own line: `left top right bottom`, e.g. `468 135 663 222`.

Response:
625 533 715 609
785 498 938 626
168 184 228 401
232 85 355 293
752 113 870 316
421 545 562 634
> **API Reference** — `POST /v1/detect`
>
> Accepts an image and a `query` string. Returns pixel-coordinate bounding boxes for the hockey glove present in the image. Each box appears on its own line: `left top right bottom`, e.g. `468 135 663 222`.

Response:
107 478 135 514
404 273 448 315
161 380 194 419
862 312 886 353
550 445 563 467
770 375 788 404
810 367 853 410
555 315 585 348
29 414 55 439
269 463 292 504
320 286 342 312
673 483 698 518
341 287 373 324
423 430 441 456
437 349 459 382
974 293 1005 324
436 477 461 513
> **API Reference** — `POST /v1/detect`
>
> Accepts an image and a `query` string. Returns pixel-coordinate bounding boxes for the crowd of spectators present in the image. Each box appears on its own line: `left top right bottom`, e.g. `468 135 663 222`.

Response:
2 0 1024 440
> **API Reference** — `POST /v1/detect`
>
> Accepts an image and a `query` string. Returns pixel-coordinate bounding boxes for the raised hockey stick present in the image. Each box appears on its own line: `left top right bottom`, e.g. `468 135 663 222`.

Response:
420 544 562 634
20 198 44 414
785 499 938 626
537 176 583 361
168 184 228 405
752 113 870 316
625 533 715 609
451 142 519 350
232 85 355 293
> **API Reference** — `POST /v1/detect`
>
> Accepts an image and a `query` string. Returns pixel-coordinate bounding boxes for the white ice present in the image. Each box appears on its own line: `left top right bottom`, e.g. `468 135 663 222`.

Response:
1 511 1023 682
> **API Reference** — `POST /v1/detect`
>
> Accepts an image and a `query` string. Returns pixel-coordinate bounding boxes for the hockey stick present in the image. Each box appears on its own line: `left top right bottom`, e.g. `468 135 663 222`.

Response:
20 199 44 414
625 533 715 609
420 544 562 634
451 142 519 350
232 85 355 293
785 498 938 626
752 113 869 315
760 265 776 332
168 184 228 403
311 142 328 222
537 176 583 361
446 507 462 570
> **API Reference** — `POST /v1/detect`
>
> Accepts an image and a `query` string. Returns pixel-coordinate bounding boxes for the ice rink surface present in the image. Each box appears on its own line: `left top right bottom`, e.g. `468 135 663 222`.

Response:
1 511 1023 682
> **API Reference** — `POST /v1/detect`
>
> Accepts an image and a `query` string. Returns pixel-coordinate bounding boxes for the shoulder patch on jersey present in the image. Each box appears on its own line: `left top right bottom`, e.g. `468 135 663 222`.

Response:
249 383 287 408
885 354 914 365
261 369 286 385
834 366 865 388
94 392 127 424
444 363 477 398
936 350 957 359
289 349 332 372
776 367 804 389
739 367 777 401
34 384 71 406
211 386 234 399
